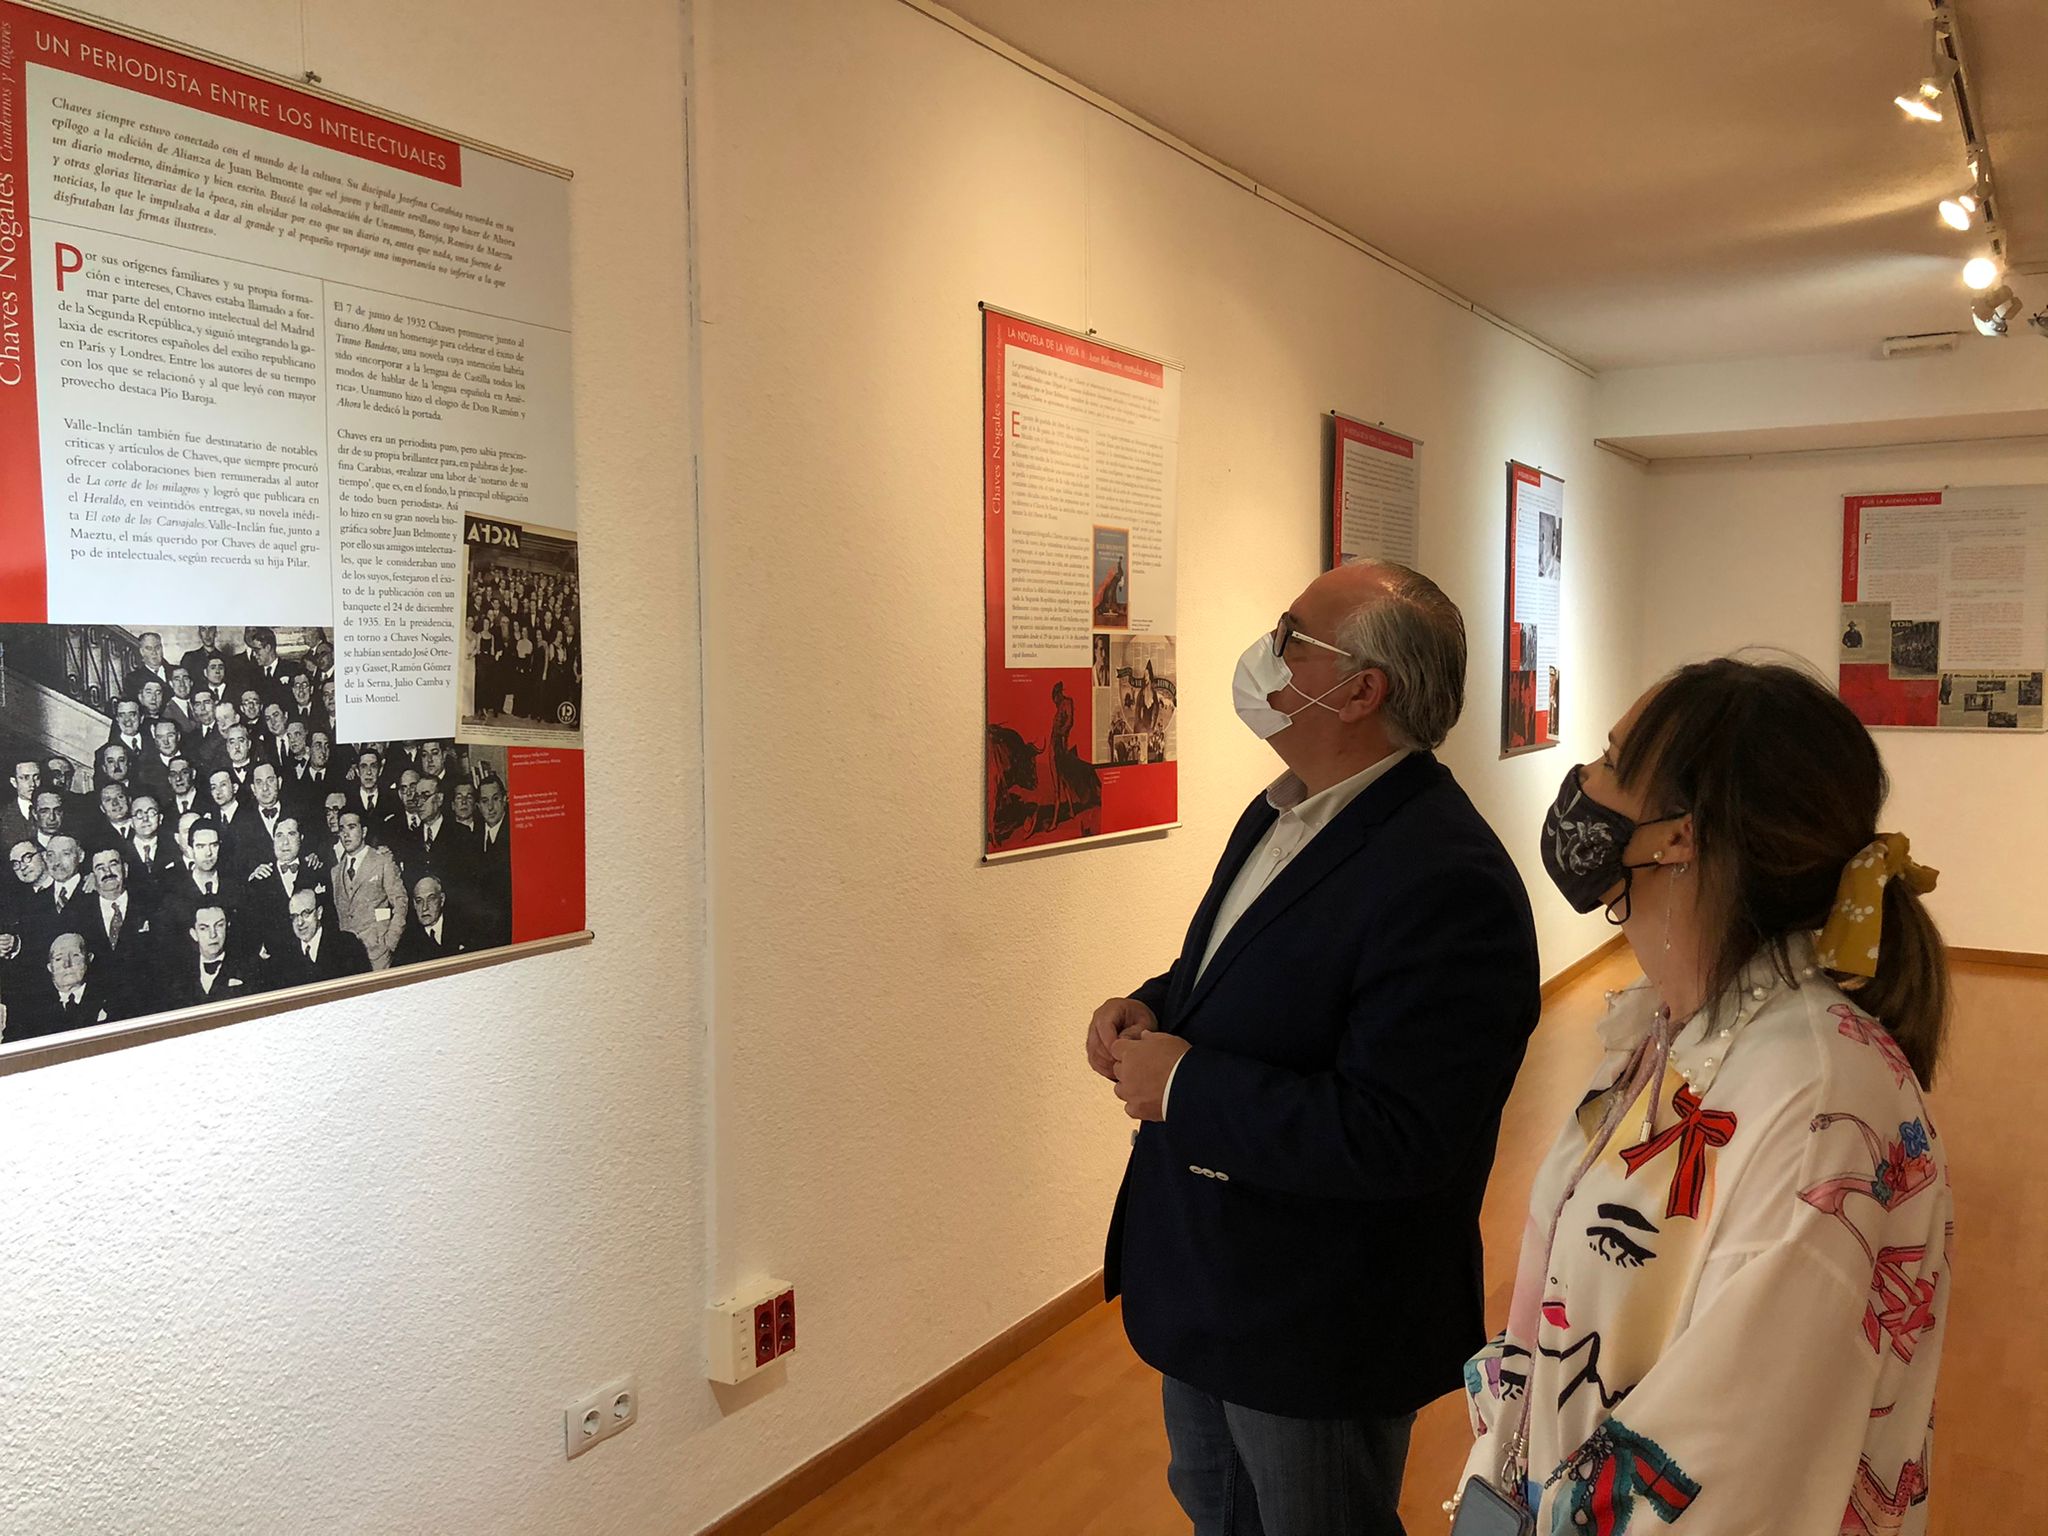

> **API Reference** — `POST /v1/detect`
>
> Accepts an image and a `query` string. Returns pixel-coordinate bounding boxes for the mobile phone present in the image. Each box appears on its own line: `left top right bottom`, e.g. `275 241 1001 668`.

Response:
1449 1476 1535 1536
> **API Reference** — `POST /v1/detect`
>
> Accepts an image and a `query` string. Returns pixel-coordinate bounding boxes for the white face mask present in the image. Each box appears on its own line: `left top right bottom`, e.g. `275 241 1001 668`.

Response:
1231 632 1361 740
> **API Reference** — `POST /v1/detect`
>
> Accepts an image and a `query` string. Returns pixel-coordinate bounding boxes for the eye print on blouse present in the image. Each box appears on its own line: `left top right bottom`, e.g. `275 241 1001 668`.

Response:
1586 1203 1660 1269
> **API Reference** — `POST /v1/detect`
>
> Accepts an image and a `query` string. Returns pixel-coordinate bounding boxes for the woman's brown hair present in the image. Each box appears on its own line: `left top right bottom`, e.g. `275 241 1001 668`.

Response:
1615 657 1950 1086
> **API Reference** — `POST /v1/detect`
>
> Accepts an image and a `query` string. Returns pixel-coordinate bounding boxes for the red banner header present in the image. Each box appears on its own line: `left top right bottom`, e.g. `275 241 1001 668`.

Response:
1513 463 1543 487
989 313 1164 388
11 3 462 186
1336 417 1415 459
1845 492 1944 512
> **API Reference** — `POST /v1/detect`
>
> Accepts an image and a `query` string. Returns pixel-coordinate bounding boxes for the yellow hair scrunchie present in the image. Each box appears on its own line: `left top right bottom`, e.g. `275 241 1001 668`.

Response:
1815 834 1939 981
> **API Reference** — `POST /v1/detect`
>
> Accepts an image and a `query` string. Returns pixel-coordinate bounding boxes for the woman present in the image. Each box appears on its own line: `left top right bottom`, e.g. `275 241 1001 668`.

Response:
1456 659 1951 1534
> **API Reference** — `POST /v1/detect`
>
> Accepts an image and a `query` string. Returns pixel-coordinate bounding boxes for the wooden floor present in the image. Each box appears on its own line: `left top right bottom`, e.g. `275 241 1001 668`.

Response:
765 953 2042 1535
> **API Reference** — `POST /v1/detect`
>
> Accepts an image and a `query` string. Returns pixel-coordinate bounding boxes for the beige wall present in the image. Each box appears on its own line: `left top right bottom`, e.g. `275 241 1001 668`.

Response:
1639 437 2048 956
690 0 1645 1523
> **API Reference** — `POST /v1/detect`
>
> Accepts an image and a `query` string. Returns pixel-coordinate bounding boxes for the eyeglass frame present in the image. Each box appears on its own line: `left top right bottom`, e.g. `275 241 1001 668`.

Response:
1271 612 1355 663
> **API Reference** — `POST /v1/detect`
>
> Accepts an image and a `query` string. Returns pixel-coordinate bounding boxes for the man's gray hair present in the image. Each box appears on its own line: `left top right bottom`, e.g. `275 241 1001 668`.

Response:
1333 564 1468 751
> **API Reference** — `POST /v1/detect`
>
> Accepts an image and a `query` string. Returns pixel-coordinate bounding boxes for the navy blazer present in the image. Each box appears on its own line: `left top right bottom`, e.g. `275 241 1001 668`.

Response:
1106 752 1541 1418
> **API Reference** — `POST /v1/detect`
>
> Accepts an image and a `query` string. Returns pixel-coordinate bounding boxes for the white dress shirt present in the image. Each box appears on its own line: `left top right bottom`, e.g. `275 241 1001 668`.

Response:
1162 750 1409 1117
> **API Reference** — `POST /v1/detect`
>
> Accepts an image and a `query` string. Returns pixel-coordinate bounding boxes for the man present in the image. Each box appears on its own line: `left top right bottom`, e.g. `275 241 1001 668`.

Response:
221 724 259 791
198 700 241 775
473 776 513 947
140 717 187 797
244 815 333 964
163 757 204 822
122 631 172 702
394 874 469 967
91 782 136 854
409 776 467 876
277 722 319 821
320 792 350 870
448 780 480 836
349 748 397 831
2 760 40 850
332 810 407 970
165 667 200 732
1 840 61 992
267 885 371 989
386 765 426 869
259 701 294 771
1091 563 1540 1536
235 689 265 735
198 653 232 714
306 730 338 795
42 836 90 918
177 626 227 683
107 698 148 757
136 677 170 724
204 768 263 883
30 789 69 851
125 793 184 897
246 763 293 856
73 845 151 1008
3 931 125 1043
234 626 292 710
157 902 254 1010
287 670 322 730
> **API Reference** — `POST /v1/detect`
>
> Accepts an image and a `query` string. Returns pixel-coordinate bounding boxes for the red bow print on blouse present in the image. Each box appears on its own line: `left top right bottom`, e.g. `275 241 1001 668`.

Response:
1619 1083 1737 1220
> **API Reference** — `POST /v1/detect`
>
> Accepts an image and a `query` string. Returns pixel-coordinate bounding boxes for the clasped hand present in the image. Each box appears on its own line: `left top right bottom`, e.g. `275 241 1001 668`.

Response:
1085 996 1189 1121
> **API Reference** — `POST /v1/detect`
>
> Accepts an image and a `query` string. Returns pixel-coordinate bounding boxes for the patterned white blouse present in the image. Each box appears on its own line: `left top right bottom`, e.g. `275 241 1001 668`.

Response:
1458 936 1951 1535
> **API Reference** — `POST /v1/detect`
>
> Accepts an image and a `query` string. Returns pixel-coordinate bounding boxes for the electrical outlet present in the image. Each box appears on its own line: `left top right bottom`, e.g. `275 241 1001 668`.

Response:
708 1278 797 1385
564 1373 638 1460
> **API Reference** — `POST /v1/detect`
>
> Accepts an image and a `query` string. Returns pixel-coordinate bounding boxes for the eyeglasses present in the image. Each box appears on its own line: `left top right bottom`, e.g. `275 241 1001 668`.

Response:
1271 613 1354 662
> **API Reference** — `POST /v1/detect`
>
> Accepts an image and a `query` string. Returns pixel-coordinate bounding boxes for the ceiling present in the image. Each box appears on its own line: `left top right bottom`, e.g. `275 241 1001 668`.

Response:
938 0 2040 370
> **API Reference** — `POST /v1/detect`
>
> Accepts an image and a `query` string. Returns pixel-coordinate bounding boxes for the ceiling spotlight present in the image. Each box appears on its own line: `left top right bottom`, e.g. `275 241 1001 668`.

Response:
1963 256 2002 291
1939 198 1974 230
1895 83 1945 122
1896 18 1958 121
1971 285 2020 337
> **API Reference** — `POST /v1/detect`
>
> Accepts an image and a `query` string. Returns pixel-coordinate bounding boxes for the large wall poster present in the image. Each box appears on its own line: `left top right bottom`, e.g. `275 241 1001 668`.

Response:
1328 414 1419 570
1839 487 2047 732
981 306 1181 858
0 4 587 1060
1501 461 1562 757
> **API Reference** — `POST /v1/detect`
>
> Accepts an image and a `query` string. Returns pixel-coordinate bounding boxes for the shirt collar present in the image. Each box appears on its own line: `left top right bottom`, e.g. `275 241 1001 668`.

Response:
1598 934 1823 1096
1262 750 1411 836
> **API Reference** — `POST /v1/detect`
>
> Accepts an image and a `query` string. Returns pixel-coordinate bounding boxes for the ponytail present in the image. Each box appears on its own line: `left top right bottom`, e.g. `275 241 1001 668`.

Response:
1853 879 1951 1089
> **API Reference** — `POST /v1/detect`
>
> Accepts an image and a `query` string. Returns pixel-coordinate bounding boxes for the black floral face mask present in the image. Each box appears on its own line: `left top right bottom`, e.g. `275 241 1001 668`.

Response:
1540 765 1686 924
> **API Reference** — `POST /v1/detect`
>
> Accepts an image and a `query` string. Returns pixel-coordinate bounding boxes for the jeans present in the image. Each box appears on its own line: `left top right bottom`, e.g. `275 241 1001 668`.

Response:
1162 1376 1414 1536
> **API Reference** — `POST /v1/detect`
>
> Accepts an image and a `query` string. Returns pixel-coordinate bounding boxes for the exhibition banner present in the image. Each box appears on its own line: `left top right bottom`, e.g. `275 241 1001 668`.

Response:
1329 414 1418 570
1839 486 2048 731
1501 461 1562 756
981 305 1181 857
0 3 586 1056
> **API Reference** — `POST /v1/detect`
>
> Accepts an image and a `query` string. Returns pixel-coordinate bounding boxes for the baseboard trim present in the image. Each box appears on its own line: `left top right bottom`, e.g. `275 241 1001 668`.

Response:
1950 946 2048 970
1542 933 1629 1000
699 1272 1106 1536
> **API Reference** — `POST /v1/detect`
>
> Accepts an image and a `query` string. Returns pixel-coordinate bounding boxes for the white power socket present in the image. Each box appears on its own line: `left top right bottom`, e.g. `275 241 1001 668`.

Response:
706 1278 796 1385
564 1374 638 1460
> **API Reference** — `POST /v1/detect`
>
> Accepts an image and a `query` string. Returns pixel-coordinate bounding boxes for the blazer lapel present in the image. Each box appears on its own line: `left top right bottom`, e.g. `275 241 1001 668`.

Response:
1180 754 1444 1018
1165 794 1277 1022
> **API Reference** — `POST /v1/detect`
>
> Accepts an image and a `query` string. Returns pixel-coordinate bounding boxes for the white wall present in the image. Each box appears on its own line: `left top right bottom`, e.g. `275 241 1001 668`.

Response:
1639 437 2048 955
689 0 1646 1524
0 3 711 1534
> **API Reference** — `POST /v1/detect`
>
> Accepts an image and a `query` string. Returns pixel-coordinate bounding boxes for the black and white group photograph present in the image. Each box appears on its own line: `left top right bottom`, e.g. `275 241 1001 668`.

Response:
459 517 585 748
1 623 519 1047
